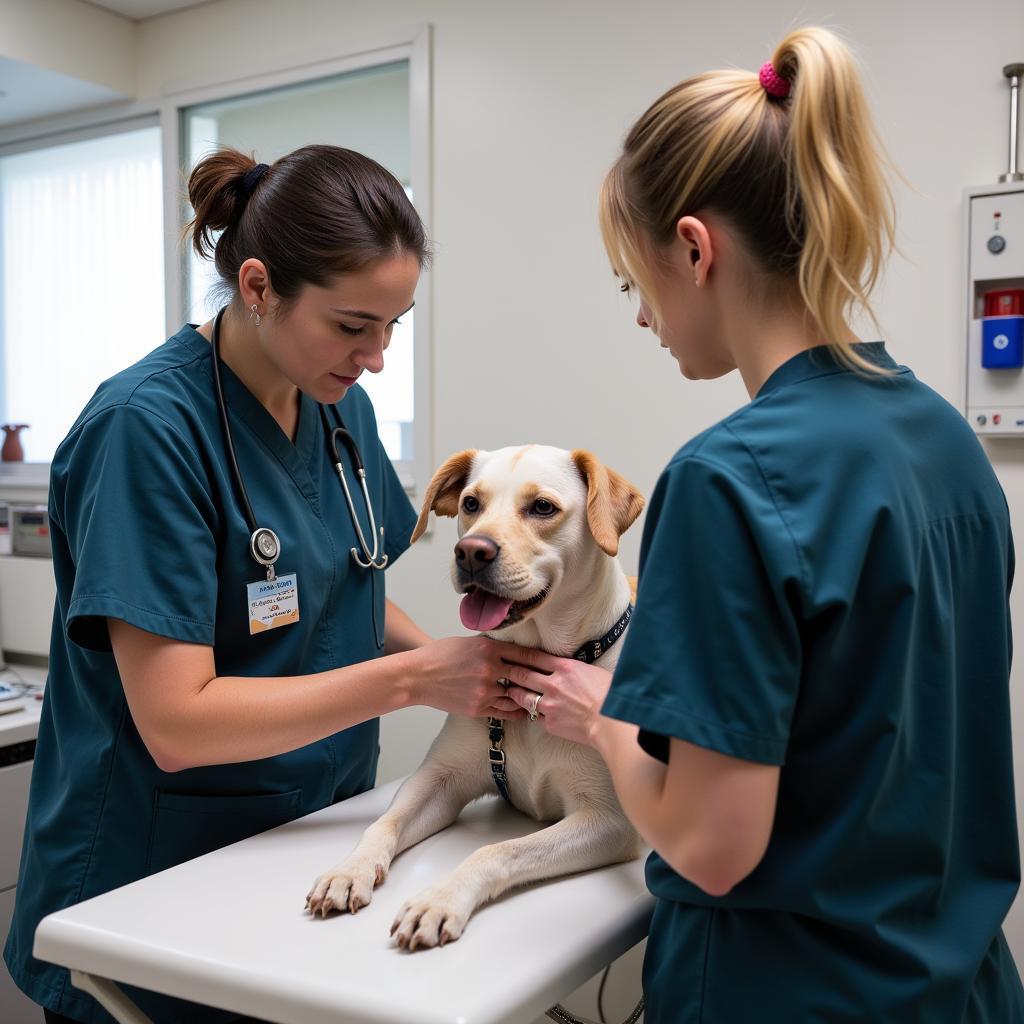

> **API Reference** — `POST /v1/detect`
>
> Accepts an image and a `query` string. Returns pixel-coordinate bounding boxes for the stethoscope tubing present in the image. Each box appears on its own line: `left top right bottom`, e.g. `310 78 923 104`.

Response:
319 409 389 570
211 307 260 538
211 305 388 575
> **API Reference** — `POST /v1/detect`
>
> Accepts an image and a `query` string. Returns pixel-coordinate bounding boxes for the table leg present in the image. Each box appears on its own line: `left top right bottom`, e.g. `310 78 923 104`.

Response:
69 971 155 1024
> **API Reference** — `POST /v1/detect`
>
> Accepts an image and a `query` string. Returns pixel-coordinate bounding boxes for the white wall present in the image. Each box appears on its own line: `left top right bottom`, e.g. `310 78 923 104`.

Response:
129 0 1024 969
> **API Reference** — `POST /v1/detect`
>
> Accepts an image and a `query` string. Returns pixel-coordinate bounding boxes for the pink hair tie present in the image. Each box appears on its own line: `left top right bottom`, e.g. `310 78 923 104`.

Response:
759 61 791 99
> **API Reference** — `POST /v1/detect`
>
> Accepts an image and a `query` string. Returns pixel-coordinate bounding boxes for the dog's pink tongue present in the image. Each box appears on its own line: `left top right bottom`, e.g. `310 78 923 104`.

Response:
460 590 514 632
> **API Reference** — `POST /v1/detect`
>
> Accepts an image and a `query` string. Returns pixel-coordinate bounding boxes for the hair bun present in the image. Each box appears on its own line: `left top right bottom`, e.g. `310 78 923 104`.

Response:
187 147 262 259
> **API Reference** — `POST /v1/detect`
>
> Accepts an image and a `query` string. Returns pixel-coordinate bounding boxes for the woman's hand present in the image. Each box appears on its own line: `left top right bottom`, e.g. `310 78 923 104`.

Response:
490 643 613 747
411 636 527 720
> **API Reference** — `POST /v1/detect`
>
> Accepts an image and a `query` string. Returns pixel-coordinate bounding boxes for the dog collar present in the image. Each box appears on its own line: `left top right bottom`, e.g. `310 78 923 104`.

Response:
486 604 635 807
571 604 633 664
487 717 513 805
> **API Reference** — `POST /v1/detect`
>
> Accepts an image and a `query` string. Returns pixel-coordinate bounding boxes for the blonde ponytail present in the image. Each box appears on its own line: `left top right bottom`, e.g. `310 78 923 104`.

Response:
600 26 897 374
774 29 897 371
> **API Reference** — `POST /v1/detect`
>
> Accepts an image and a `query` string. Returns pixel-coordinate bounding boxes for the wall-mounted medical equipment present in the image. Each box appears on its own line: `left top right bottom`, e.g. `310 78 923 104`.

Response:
965 64 1024 436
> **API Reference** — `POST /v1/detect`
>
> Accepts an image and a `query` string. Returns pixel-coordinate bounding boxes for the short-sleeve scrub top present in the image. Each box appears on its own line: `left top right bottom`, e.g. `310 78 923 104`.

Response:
5 324 417 1024
603 342 1024 1023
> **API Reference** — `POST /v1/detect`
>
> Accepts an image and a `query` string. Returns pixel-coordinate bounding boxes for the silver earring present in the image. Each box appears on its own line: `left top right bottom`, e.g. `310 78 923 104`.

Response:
249 303 262 327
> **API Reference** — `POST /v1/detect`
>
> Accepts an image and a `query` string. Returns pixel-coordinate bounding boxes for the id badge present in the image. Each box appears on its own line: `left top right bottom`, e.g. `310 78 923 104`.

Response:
247 573 300 634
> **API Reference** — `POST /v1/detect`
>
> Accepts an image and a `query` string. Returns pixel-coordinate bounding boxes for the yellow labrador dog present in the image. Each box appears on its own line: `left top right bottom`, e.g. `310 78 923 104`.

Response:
306 445 645 950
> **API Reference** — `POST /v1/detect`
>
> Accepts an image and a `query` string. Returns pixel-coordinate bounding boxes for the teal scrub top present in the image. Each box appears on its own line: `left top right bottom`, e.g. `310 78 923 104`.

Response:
4 324 417 1024
602 343 1024 1022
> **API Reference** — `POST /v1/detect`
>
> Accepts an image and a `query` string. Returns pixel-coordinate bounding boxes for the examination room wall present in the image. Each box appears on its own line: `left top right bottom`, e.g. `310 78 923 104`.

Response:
134 0 1024 958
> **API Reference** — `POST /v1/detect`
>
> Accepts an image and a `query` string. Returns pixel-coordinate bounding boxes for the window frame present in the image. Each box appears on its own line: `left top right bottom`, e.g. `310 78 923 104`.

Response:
0 25 433 501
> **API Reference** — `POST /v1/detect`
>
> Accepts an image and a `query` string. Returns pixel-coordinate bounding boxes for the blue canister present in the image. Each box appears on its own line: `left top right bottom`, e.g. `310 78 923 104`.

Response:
982 316 1024 369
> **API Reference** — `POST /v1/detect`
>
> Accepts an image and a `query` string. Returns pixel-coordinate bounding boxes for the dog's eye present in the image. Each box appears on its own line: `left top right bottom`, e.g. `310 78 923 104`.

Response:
462 495 479 514
530 498 557 517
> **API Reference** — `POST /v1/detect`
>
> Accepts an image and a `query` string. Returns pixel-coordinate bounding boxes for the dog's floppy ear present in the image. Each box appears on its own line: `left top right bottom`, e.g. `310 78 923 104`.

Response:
410 449 479 544
570 450 645 556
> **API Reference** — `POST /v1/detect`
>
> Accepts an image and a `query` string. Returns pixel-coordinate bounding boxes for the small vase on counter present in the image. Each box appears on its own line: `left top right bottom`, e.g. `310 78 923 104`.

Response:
1 424 29 462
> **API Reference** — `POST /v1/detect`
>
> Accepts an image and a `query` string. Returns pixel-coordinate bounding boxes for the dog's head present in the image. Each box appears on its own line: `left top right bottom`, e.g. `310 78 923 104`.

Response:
411 446 644 633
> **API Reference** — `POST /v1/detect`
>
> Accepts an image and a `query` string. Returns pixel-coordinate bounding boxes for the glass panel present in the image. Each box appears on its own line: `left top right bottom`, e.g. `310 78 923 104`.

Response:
183 62 413 462
0 125 164 463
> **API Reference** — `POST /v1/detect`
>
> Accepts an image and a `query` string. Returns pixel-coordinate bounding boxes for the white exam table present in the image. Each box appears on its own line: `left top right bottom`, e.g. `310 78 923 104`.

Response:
34 777 654 1024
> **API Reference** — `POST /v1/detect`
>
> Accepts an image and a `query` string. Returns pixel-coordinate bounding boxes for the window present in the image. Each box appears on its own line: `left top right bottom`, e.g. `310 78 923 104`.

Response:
0 28 431 492
182 61 415 467
0 123 164 463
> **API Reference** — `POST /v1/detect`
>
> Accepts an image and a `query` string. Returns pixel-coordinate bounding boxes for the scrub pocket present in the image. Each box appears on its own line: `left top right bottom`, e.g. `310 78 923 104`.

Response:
146 788 303 875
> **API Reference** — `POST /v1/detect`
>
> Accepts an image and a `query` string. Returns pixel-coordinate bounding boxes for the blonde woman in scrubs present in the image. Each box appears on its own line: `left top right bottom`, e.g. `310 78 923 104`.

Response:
504 27 1024 1022
5 145 523 1024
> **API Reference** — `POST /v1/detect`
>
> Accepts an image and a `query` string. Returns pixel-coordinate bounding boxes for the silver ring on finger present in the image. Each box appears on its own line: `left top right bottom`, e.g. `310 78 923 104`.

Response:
529 693 542 722
497 677 510 691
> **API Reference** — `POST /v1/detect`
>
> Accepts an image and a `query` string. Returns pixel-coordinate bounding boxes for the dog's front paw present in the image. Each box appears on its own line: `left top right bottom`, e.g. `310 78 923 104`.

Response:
390 885 474 951
306 857 387 917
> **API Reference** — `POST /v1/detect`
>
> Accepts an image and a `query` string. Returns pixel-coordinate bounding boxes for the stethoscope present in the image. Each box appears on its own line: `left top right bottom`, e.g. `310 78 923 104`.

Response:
210 306 388 644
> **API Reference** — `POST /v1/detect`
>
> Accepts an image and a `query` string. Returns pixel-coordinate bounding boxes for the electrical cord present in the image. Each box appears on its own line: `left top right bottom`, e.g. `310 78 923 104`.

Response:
597 964 610 1022
545 997 644 1024
546 955 644 1024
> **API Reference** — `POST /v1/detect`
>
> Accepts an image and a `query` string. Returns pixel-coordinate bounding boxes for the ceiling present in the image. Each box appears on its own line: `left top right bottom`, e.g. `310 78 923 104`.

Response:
0 56 127 129
1 1 216 128
84 0 211 19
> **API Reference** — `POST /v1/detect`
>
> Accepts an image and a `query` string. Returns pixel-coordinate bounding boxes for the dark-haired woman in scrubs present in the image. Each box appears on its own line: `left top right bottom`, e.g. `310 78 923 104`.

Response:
504 27 1024 1023
5 145 523 1024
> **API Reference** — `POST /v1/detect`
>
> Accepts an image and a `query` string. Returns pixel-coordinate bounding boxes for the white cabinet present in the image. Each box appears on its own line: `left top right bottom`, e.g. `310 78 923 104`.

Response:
0 887 40 1023
0 668 45 1021
0 758 33 887
0 556 56 658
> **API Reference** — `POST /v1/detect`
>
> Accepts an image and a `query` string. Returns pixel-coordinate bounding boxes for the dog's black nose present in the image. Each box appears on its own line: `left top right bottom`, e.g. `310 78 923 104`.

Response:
455 535 500 565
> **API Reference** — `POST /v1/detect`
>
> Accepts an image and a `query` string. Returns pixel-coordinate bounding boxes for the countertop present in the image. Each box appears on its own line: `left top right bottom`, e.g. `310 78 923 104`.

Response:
0 663 45 747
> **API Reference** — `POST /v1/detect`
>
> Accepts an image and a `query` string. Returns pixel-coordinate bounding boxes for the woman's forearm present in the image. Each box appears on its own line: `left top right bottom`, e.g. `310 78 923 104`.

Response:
174 602 432 768
591 716 779 895
110 620 510 775
591 716 670 849
152 651 423 772
589 717 735 893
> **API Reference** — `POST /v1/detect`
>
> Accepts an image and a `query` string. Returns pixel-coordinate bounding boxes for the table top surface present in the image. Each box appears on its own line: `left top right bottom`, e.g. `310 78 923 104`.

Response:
35 775 654 1024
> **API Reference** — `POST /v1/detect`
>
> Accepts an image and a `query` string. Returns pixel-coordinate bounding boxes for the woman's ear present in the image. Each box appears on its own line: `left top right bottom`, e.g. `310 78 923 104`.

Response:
237 259 273 313
675 216 713 287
